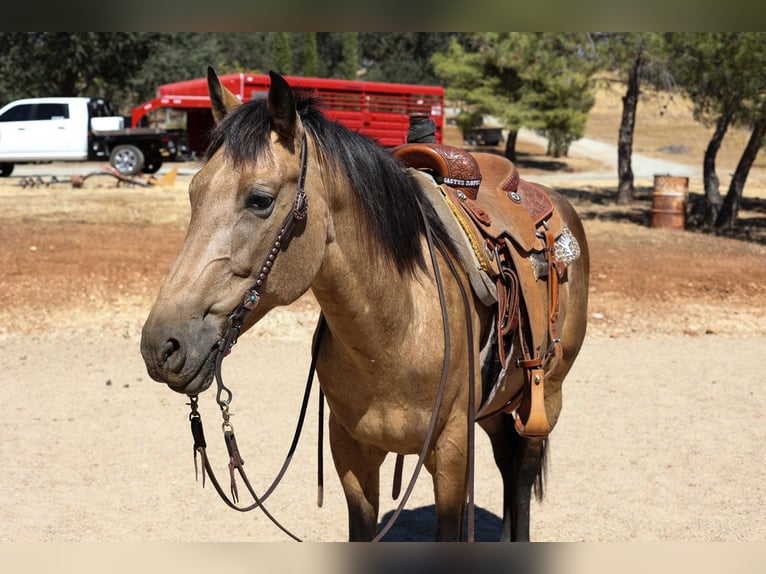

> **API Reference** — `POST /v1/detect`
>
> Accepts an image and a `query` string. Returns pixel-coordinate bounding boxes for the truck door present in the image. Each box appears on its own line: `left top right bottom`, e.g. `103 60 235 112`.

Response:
29 102 83 158
0 102 35 156
0 101 84 159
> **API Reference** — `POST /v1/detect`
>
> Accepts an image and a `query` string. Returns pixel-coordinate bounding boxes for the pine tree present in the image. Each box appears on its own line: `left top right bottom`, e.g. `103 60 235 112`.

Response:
272 32 292 76
432 33 597 161
515 33 598 158
431 37 496 137
303 33 318 78
342 32 358 80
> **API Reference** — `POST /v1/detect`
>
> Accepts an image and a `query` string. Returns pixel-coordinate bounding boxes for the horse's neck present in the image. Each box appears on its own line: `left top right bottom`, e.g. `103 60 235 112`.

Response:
310 194 432 362
313 247 419 352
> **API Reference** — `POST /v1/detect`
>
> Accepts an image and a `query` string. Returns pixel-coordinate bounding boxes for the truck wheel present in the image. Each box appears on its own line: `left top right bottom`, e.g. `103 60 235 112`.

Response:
110 145 145 176
0 163 14 177
142 159 163 174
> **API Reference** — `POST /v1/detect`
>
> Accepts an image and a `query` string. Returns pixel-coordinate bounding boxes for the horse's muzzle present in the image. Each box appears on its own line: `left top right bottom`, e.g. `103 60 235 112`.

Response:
140 317 221 395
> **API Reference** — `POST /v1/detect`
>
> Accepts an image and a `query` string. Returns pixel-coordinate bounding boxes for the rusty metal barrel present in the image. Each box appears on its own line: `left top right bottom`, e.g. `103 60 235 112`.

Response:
651 175 689 230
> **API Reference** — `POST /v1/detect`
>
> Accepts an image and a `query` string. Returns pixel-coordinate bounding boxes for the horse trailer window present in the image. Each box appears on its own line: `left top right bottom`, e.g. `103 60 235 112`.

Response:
0 103 34 122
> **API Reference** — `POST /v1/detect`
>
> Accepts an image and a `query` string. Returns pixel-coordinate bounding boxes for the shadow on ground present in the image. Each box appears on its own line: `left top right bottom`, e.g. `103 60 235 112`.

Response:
555 185 766 245
556 185 654 227
378 505 502 542
514 153 571 173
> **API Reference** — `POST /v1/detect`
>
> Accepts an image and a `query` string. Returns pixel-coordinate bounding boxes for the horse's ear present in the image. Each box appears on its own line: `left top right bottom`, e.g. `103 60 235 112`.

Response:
267 71 297 143
207 66 241 124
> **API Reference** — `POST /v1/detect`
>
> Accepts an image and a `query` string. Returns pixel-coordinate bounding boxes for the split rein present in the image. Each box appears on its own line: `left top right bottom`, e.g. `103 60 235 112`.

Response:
185 135 477 542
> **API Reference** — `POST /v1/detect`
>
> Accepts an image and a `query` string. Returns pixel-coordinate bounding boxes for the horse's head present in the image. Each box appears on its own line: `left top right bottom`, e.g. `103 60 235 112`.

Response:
141 68 329 395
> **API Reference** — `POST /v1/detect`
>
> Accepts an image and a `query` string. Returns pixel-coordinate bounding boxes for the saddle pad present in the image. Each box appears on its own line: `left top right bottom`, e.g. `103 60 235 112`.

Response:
409 168 498 307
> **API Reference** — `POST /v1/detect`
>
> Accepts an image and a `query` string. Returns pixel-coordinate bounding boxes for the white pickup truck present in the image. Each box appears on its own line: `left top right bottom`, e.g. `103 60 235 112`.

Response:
0 96 187 177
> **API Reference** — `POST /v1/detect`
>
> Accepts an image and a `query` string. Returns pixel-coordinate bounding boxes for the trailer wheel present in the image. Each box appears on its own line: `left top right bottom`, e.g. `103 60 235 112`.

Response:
110 145 145 176
0 163 14 177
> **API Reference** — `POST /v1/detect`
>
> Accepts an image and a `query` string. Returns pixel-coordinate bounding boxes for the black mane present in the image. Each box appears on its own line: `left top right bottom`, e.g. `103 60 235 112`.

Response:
205 91 453 276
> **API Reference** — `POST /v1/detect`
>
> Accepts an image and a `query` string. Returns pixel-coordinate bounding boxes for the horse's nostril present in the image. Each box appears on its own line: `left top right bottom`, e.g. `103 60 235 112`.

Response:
163 338 181 364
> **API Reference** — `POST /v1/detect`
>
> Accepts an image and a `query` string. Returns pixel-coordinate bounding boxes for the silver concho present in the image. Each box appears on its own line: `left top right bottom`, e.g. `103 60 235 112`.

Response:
554 226 581 265
528 226 581 279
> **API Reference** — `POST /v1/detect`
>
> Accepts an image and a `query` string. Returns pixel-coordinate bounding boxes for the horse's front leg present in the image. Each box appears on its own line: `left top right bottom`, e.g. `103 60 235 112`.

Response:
329 414 387 541
426 418 469 541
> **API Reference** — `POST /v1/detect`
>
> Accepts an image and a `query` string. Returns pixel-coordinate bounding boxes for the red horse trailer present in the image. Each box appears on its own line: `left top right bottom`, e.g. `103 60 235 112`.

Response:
131 72 445 157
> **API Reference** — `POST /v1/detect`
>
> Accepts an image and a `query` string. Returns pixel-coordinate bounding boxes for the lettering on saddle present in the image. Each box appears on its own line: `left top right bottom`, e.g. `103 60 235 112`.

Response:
393 143 577 438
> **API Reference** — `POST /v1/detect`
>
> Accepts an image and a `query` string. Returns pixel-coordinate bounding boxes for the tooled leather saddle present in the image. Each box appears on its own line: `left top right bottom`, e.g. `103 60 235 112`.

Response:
393 143 579 438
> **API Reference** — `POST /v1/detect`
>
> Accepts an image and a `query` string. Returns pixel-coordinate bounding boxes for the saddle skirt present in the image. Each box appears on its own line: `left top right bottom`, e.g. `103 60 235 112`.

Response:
394 143 581 436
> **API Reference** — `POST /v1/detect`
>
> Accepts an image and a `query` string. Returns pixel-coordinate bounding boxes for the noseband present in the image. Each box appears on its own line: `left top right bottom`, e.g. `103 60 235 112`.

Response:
185 133 478 542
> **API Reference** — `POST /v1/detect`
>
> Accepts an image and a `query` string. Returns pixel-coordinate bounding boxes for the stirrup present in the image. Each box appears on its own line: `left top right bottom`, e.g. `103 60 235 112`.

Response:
513 367 551 438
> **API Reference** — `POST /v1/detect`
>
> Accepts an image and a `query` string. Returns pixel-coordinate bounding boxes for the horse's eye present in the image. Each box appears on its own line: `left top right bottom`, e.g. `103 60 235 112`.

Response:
245 191 275 214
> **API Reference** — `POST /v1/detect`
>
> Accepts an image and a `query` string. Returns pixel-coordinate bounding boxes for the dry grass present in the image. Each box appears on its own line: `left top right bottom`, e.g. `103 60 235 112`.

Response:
586 77 766 173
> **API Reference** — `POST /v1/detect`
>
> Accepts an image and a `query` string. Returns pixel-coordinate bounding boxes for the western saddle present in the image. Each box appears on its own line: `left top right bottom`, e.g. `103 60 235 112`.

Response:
393 143 579 438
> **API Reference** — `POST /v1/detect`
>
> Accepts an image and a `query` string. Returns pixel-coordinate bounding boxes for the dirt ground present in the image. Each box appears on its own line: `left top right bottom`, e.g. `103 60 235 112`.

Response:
1 87 765 544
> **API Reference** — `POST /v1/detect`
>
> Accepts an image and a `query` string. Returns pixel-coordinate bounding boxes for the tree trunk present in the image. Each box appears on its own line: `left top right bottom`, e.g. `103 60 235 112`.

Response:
715 117 766 229
702 111 731 224
617 49 642 205
504 129 518 162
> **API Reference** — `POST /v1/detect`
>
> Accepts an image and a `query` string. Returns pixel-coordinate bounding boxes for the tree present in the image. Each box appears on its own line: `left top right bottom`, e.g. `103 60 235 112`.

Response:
342 32 358 80
124 33 223 108
359 33 455 85
271 32 292 75
303 33 319 77
510 33 598 158
215 33 272 73
594 33 671 205
432 33 598 161
0 32 161 107
716 111 766 229
714 34 766 229
615 37 643 206
311 33 346 79
431 36 502 141
459 33 529 160
0 33 228 113
666 32 766 226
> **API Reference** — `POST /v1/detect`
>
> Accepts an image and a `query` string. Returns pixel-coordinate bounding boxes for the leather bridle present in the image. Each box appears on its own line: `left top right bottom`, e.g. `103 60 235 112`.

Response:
187 134 310 541
185 133 478 542
215 134 310 406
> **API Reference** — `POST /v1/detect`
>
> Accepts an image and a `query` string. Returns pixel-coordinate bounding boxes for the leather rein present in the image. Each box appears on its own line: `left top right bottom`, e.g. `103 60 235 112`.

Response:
186 134 478 541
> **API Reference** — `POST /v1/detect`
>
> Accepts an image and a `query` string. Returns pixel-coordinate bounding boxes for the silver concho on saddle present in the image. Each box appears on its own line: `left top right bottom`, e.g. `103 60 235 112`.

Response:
392 143 581 438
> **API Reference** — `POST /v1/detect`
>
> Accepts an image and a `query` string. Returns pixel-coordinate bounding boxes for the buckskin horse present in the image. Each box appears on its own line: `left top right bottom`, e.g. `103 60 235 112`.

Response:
140 68 590 542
